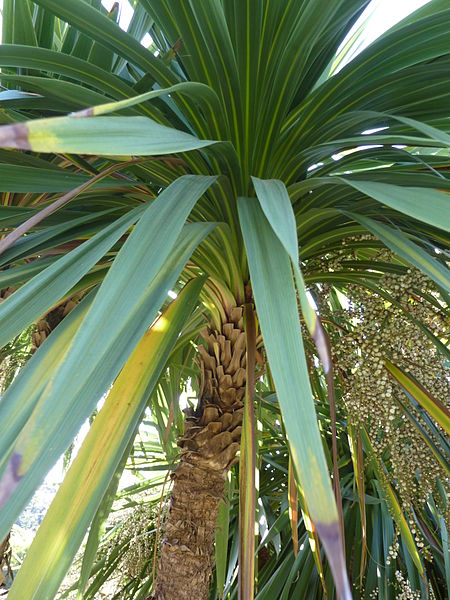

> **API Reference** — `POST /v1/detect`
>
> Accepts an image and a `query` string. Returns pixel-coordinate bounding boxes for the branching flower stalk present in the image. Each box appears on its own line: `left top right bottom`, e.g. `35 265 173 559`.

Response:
314 243 449 555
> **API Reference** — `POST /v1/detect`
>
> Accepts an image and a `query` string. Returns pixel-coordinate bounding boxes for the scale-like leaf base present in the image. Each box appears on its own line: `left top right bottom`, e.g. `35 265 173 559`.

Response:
153 307 246 600
31 298 77 350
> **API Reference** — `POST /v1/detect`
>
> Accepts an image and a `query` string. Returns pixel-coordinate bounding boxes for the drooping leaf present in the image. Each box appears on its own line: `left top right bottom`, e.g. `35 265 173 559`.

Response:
0 115 216 155
0 205 145 348
252 176 345 548
384 359 450 435
341 178 450 233
238 197 351 599
7 278 204 600
346 212 450 292
0 290 95 459
0 175 216 540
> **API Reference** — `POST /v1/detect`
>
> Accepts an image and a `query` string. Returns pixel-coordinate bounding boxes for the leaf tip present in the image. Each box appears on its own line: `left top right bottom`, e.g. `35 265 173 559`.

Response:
0 123 30 150
315 520 352 600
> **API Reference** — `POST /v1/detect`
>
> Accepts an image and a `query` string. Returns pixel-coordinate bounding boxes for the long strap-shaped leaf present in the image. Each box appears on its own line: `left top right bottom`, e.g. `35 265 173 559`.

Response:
251 176 346 551
237 197 351 600
0 163 124 192
251 177 333 376
346 211 450 293
360 427 424 575
296 481 327 596
70 81 222 120
0 45 147 105
77 435 135 599
0 207 121 265
347 424 367 590
0 290 95 459
0 114 216 155
290 175 450 234
339 178 450 233
6 278 204 600
0 223 212 542
0 175 215 540
32 0 175 86
215 473 234 600
0 160 144 256
384 359 450 435
0 205 145 348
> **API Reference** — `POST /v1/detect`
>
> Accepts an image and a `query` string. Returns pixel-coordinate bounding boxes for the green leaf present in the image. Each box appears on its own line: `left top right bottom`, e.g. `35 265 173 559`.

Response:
440 516 450 600
386 113 450 146
251 177 344 547
0 175 215 541
251 177 299 262
238 197 351 600
0 205 144 349
0 73 115 113
70 81 222 122
0 115 216 155
0 45 148 106
346 212 450 292
7 278 204 600
0 257 56 287
252 176 328 340
0 290 95 460
76 436 134 599
360 427 424 575
87 1 119 72
0 161 145 256
0 208 122 265
2 0 37 46
341 179 450 233
0 163 129 192
32 0 176 87
384 360 450 435
0 222 212 542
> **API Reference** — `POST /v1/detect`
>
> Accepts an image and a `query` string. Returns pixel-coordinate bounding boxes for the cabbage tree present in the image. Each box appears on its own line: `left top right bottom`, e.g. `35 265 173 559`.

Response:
0 1 448 599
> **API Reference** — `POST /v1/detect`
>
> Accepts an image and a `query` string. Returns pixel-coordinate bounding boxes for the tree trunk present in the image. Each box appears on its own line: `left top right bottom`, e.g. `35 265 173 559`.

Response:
0 533 12 589
31 297 78 351
152 306 246 600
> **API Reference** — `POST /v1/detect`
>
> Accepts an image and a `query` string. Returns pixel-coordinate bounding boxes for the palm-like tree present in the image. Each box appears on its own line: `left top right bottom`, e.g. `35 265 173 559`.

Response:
0 1 448 598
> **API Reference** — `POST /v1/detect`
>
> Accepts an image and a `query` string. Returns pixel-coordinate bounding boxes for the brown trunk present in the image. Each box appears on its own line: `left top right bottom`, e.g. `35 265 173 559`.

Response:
0 533 12 588
31 298 78 351
152 306 247 600
0 287 15 303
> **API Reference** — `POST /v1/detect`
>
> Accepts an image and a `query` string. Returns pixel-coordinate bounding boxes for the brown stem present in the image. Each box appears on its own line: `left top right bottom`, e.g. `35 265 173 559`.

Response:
0 160 137 256
238 304 256 600
151 307 246 600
